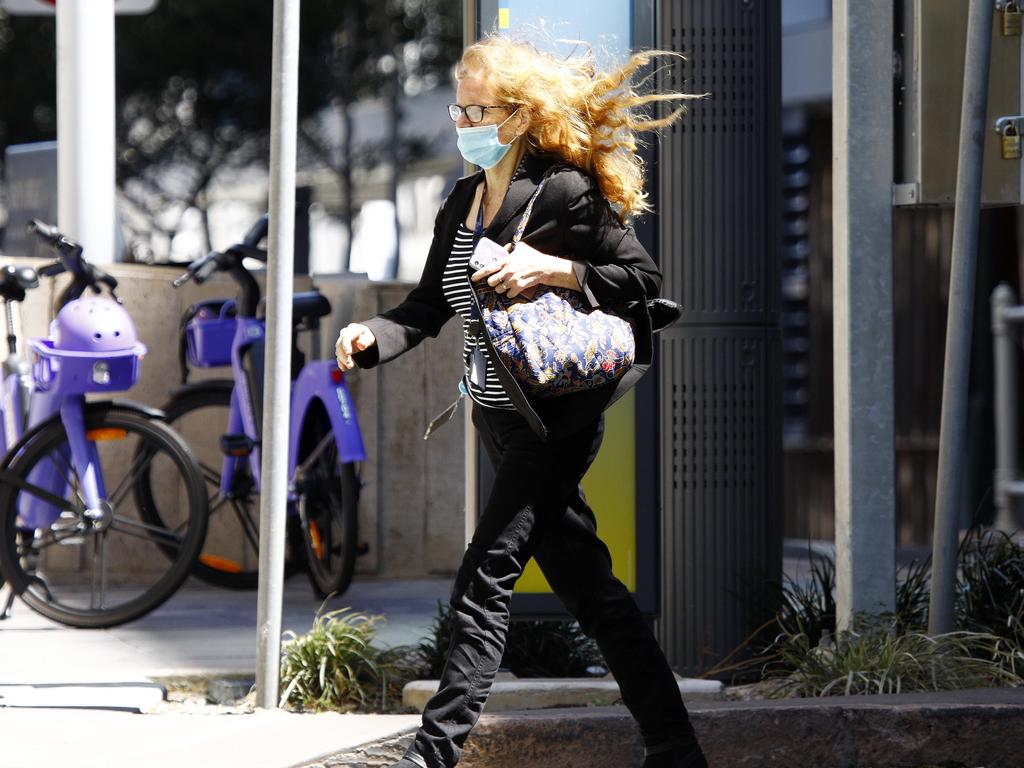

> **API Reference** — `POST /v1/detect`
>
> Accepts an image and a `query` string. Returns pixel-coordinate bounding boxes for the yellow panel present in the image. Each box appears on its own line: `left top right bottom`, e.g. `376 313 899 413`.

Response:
516 388 637 593
498 8 510 28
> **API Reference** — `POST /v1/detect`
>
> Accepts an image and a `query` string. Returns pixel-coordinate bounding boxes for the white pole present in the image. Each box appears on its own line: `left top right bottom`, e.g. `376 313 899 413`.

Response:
255 0 300 710
56 0 117 263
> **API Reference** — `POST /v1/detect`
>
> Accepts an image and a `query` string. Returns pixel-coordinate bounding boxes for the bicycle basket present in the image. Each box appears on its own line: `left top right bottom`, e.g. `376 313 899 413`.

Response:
184 300 236 368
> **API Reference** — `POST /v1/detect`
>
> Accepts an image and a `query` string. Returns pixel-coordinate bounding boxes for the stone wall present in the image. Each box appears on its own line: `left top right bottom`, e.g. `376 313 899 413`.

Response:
0 256 465 581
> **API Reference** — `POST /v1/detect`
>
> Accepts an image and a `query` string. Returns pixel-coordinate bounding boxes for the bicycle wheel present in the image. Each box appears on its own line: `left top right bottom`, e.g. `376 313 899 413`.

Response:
138 383 302 589
0 406 207 628
298 403 359 599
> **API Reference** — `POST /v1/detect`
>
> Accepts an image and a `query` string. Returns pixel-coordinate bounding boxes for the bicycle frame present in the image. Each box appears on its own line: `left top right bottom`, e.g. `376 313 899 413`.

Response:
220 312 366 500
0 252 147 531
0 353 30 454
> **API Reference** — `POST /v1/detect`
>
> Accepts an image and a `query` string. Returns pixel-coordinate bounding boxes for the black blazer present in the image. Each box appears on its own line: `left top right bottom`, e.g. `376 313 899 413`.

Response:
352 150 663 440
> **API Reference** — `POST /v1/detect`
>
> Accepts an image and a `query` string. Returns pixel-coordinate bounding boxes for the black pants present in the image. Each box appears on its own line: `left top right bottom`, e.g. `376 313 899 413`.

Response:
402 405 699 768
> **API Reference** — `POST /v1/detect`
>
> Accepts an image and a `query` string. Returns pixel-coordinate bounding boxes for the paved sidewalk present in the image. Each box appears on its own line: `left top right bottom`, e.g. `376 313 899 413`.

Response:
0 542 998 768
0 707 422 768
0 574 447 767
0 574 450 683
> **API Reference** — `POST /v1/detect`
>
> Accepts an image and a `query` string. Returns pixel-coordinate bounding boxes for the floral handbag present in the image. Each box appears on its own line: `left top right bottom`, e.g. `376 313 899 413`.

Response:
468 172 636 398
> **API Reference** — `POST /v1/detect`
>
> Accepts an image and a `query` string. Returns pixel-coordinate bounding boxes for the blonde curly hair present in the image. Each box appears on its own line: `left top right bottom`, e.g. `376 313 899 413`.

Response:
455 34 708 221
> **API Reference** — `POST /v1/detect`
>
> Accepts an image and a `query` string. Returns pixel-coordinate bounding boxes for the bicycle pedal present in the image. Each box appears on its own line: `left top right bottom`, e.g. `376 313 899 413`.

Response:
220 433 257 457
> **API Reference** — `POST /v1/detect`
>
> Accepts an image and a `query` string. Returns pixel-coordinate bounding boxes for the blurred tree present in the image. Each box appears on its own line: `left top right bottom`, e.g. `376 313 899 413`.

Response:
0 11 57 150
0 0 460 262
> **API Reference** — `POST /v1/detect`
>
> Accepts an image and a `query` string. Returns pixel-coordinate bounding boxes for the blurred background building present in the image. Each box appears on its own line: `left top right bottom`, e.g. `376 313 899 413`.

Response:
780 0 1017 546
1 0 1013 547
0 2 1019 671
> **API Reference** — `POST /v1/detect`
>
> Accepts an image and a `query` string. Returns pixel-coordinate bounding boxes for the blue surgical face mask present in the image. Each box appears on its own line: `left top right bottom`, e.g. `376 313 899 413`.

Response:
456 109 520 169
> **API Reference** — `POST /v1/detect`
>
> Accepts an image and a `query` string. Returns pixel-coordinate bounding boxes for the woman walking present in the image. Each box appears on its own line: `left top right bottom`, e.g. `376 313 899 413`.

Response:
336 34 708 768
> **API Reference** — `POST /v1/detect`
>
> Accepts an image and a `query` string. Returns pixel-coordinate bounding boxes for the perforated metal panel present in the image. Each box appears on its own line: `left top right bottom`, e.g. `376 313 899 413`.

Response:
655 0 784 678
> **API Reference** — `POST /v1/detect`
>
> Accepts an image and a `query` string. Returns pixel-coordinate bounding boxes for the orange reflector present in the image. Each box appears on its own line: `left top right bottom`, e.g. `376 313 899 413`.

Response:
309 522 323 559
199 555 244 573
85 428 127 441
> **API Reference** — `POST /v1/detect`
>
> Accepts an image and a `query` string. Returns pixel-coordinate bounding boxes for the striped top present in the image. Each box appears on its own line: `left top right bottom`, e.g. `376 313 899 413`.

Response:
441 224 516 410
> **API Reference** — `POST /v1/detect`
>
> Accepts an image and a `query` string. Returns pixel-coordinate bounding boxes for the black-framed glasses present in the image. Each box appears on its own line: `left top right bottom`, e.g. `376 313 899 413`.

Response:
447 103 509 124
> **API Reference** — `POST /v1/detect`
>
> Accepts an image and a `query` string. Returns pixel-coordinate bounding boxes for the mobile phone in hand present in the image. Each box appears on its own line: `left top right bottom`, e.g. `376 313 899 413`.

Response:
469 237 507 273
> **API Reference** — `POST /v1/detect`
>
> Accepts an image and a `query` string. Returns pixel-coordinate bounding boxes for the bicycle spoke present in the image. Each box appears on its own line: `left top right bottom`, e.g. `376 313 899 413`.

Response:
47 446 77 489
44 446 93 514
199 462 221 487
230 499 260 551
91 530 108 611
170 494 229 537
107 448 159 508
109 515 186 548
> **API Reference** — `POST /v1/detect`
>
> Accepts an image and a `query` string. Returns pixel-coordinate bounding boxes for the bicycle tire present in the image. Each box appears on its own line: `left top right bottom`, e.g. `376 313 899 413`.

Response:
0 406 207 628
138 383 303 589
298 402 359 599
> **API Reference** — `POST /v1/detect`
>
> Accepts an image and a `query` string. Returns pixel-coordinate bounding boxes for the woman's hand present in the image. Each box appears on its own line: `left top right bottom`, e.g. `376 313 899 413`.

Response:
335 323 376 371
470 241 581 298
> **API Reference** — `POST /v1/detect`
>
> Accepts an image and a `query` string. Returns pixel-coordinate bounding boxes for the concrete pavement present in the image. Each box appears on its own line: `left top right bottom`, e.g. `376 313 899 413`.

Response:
0 542 1013 768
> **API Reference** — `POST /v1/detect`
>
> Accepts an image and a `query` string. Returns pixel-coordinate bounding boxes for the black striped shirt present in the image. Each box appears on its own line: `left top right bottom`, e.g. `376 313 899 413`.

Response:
441 224 516 410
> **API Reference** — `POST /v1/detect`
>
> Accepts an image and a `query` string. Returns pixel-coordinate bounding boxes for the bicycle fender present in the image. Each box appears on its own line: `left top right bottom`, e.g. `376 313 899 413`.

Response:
104 399 167 421
166 379 234 401
290 360 366 464
0 399 165 472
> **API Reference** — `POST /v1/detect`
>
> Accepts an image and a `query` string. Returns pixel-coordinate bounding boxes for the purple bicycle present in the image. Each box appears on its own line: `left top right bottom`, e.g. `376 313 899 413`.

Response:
0 222 207 628
138 216 366 598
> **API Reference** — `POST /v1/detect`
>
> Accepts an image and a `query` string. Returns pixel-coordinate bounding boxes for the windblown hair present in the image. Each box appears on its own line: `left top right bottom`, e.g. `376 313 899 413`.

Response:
455 34 709 221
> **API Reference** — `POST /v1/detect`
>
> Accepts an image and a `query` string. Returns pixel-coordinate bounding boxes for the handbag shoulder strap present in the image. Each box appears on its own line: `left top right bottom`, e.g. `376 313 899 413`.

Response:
511 163 564 246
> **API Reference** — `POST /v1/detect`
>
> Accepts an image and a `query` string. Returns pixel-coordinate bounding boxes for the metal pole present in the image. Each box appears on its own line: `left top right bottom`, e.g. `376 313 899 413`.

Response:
832 0 896 633
255 0 300 710
929 0 994 636
992 284 1021 533
56 0 116 263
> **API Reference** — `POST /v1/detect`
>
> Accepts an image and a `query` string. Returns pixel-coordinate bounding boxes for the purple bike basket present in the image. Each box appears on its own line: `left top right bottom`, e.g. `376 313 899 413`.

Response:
30 339 146 395
185 303 236 368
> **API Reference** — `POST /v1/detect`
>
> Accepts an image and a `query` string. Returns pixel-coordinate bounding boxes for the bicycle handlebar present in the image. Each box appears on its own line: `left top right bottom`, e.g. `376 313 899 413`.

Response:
242 214 269 248
26 220 121 305
37 261 66 278
171 216 269 316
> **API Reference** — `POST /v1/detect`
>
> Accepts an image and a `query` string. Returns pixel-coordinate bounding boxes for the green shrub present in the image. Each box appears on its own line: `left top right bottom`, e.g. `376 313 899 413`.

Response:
763 613 1023 698
415 600 606 679
279 606 422 713
762 551 932 673
499 616 605 678
956 528 1024 652
732 525 1024 695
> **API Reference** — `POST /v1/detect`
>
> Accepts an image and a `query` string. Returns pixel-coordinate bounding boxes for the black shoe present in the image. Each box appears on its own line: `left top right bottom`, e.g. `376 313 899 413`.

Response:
641 742 709 768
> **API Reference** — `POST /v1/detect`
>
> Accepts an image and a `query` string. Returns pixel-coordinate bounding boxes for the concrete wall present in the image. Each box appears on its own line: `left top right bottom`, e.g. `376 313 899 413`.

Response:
0 257 465 581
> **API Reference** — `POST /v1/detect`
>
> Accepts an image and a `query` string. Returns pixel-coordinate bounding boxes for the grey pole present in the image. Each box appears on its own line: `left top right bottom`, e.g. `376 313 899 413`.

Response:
929 0 993 636
255 0 300 710
992 284 1021 533
832 0 896 632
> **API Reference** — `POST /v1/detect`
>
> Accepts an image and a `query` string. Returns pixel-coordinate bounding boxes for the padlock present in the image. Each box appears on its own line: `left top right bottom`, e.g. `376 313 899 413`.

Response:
1003 0 1023 36
1001 122 1022 160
